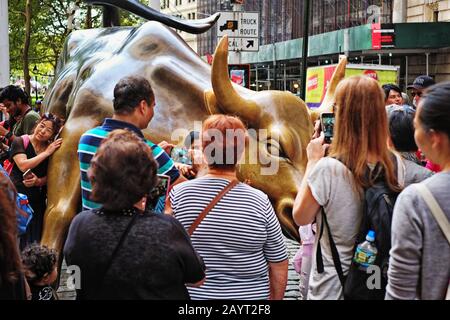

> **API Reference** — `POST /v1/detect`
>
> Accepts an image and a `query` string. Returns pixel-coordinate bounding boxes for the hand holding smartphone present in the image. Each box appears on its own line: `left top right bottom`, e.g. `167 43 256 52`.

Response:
23 169 34 180
320 112 335 144
146 174 171 213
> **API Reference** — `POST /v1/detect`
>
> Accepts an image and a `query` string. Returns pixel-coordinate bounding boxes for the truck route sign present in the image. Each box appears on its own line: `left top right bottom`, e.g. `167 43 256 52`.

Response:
217 11 259 52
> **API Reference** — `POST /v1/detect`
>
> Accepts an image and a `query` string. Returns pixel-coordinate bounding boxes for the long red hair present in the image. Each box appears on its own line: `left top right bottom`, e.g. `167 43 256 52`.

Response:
329 76 400 192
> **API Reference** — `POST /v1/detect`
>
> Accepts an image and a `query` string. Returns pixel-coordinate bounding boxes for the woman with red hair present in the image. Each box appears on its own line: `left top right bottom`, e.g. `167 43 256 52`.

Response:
167 114 288 300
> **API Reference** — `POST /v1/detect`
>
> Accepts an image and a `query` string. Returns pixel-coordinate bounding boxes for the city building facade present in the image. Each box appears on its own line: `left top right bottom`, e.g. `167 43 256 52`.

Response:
405 0 450 22
161 0 199 51
161 0 450 93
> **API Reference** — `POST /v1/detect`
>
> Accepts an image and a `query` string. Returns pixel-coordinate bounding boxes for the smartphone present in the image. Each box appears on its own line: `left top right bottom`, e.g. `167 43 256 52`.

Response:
23 169 33 180
171 146 192 165
146 174 171 213
320 113 335 144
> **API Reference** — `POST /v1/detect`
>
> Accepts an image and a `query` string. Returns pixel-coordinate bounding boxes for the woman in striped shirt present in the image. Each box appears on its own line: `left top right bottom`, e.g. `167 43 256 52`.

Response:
167 114 288 300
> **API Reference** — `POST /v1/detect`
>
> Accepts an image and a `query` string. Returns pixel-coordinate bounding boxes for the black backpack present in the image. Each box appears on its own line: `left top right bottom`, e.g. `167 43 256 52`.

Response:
316 159 400 300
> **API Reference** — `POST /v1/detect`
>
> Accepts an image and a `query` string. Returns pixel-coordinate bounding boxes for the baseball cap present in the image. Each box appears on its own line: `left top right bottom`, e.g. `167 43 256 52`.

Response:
407 75 435 90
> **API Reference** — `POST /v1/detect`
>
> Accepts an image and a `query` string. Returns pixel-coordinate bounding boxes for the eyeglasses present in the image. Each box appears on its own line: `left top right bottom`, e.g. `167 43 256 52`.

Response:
411 92 422 98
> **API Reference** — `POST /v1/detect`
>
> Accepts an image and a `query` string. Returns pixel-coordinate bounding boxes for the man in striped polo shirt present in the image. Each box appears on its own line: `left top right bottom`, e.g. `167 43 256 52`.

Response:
77 75 183 211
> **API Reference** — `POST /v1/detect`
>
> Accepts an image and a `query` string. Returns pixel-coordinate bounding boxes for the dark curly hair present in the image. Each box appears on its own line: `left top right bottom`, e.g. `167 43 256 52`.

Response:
21 243 57 284
88 129 158 210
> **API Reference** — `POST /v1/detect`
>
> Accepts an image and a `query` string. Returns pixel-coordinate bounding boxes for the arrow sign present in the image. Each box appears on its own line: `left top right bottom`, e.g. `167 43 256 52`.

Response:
246 40 254 48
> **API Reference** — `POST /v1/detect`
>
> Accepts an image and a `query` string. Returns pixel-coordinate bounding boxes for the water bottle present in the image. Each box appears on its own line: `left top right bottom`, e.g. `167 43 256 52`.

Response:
298 224 315 300
353 230 378 270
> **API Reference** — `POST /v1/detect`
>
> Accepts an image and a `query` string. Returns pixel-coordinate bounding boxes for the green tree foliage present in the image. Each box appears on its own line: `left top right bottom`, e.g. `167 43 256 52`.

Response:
9 0 148 81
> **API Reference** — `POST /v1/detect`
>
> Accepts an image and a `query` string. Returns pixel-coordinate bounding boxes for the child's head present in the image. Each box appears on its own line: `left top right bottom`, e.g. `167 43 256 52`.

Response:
21 243 58 286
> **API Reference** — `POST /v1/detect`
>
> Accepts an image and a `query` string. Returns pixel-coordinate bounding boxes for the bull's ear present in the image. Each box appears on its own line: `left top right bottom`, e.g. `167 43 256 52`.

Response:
203 90 220 115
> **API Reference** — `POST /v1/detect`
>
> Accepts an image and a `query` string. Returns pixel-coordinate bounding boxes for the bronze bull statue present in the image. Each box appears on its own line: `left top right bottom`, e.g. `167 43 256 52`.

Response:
41 10 346 256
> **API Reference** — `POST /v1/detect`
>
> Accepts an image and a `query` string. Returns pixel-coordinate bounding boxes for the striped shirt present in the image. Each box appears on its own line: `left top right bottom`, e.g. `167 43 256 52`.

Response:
78 118 179 211
169 177 287 300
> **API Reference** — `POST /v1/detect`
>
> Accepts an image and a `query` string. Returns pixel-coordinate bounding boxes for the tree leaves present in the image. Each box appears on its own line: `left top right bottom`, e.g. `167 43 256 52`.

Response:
9 0 148 82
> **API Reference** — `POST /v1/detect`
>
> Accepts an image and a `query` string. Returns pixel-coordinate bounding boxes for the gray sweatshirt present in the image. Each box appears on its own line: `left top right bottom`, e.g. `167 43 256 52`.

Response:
386 172 450 300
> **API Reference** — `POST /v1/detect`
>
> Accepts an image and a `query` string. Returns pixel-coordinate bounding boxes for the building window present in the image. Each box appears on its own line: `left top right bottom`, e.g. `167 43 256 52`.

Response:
433 10 439 22
192 12 195 20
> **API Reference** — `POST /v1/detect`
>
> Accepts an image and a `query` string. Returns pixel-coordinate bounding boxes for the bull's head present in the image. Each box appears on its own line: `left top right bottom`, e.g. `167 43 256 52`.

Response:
206 36 347 240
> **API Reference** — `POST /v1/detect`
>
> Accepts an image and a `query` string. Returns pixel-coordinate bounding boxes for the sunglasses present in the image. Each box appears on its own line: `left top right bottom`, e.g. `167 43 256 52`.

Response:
411 92 422 98
42 112 64 127
42 112 55 119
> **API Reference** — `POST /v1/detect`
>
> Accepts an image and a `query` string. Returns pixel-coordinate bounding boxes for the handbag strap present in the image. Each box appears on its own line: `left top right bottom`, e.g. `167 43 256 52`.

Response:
415 184 450 245
96 211 139 293
188 179 239 236
316 207 346 288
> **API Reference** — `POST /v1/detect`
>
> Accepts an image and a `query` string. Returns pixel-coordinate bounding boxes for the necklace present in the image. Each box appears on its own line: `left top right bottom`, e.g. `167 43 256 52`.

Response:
96 207 137 216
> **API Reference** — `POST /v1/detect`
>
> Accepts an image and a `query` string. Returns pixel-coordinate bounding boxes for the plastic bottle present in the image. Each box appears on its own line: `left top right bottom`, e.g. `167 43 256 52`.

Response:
353 230 378 270
298 224 315 300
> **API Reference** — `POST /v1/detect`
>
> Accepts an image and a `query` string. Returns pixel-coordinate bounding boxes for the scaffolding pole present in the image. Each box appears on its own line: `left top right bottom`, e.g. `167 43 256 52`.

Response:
301 0 310 100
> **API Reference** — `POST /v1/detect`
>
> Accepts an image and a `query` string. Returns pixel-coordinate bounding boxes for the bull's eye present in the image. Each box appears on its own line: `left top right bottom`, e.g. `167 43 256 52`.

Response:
266 139 287 158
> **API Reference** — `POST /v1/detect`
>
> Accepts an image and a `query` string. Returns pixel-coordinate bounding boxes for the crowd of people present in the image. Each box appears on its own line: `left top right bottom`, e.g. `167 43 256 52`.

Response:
0 73 448 300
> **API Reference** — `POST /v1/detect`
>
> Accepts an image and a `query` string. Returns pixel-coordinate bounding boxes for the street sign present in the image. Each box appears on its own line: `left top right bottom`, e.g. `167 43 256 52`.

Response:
227 37 259 52
217 11 259 52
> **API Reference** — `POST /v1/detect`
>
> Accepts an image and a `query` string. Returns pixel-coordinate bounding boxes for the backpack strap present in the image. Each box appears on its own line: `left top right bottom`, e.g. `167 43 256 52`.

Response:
316 207 347 288
316 211 326 273
21 135 30 149
415 184 450 245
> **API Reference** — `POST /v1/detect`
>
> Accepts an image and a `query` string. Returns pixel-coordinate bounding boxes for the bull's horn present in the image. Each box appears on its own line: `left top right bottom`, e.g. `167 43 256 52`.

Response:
310 55 347 122
85 0 220 34
212 35 260 122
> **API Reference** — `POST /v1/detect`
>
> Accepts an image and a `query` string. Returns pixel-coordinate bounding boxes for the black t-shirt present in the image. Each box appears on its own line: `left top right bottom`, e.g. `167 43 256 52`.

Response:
9 136 48 192
64 209 205 300
30 285 57 300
